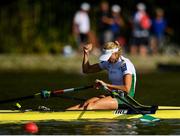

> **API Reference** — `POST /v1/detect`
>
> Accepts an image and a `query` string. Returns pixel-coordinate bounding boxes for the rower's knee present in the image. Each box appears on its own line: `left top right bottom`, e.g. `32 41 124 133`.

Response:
86 103 95 110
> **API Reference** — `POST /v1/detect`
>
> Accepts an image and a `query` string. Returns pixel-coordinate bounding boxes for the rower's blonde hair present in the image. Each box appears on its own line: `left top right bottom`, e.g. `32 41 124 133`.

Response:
104 41 122 56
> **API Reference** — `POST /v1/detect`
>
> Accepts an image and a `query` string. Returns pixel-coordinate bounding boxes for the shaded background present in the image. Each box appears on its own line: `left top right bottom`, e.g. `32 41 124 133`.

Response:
0 0 179 53
0 0 179 109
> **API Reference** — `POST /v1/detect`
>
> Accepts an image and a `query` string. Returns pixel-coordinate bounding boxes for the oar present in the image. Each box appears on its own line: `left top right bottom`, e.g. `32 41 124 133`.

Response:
100 85 160 122
0 93 41 104
52 85 93 95
125 93 152 108
0 85 93 104
112 92 160 122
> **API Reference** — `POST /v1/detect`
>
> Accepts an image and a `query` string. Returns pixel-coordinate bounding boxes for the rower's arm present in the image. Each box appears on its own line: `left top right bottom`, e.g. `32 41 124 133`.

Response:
82 50 102 74
106 74 132 93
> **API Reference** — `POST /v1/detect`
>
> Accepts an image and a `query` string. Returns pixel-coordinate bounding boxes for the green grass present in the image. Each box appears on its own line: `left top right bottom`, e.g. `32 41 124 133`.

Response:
0 54 180 73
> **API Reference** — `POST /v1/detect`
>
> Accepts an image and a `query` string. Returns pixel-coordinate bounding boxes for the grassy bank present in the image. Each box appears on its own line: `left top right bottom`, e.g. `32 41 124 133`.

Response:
0 54 180 73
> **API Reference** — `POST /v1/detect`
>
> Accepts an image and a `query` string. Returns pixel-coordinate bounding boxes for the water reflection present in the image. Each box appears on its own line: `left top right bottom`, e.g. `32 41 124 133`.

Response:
136 119 180 135
0 119 180 135
37 120 140 135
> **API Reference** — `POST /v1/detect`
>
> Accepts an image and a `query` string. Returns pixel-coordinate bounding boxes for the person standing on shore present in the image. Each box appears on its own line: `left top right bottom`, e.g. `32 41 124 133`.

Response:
130 3 151 56
73 2 91 50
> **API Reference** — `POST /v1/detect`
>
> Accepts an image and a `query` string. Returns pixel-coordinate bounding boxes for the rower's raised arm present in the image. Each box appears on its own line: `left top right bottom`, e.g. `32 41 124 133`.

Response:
83 63 102 74
82 43 102 74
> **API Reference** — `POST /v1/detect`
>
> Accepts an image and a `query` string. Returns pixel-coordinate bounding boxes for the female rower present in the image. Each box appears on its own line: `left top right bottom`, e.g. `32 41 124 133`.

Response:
67 41 136 110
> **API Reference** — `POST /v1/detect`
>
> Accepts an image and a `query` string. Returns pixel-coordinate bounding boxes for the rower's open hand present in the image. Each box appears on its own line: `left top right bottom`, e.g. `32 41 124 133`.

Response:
83 43 92 53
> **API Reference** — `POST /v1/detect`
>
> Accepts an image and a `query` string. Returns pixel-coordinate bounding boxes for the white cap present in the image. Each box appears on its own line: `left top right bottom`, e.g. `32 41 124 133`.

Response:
137 3 146 11
111 4 121 13
81 2 90 11
99 48 119 61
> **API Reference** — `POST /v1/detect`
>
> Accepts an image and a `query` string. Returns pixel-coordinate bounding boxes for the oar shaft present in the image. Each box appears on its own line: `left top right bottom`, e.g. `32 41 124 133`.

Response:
0 85 93 104
52 85 93 95
0 93 40 104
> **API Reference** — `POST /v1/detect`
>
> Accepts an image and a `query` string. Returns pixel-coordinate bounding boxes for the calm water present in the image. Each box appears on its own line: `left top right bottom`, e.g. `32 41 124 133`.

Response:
0 119 180 135
0 71 180 134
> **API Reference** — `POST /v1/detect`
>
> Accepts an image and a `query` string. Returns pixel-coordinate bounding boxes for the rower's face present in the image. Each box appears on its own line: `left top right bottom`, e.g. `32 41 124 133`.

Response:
108 53 119 63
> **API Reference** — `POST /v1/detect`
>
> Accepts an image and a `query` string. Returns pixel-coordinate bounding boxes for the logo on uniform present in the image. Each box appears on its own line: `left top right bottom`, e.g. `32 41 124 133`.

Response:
121 61 127 72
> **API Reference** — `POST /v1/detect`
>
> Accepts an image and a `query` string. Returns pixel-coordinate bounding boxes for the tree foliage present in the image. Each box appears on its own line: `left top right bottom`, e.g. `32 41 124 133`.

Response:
0 0 179 53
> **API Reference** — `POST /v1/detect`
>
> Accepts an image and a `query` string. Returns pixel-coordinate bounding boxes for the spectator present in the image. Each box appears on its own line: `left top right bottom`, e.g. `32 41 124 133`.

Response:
130 3 151 56
150 8 167 55
97 1 111 49
73 2 90 50
110 5 124 41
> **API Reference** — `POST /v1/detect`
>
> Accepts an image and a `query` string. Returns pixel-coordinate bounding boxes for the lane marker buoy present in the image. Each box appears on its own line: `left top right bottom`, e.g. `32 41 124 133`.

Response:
24 122 39 134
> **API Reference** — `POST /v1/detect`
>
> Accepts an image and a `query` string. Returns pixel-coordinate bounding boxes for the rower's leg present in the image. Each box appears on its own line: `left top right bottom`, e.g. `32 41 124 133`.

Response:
66 104 82 110
86 96 118 110
66 95 106 110
83 95 106 105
